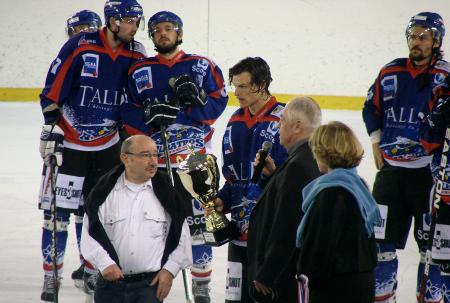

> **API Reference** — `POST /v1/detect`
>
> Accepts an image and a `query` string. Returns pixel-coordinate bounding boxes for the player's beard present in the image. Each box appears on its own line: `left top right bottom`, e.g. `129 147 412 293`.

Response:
409 47 431 63
154 41 180 54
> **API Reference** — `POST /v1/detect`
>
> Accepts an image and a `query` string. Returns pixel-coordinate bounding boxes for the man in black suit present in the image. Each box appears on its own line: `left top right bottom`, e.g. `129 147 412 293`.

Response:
247 96 322 303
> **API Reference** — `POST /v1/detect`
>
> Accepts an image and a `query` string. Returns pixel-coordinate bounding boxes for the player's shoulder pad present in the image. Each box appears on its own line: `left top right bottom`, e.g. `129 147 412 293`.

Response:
269 104 285 118
382 58 406 70
55 32 99 60
434 60 450 73
128 57 153 75
131 40 147 57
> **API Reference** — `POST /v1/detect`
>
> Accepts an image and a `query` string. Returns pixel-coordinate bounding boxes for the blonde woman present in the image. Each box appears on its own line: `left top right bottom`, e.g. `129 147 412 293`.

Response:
296 121 381 303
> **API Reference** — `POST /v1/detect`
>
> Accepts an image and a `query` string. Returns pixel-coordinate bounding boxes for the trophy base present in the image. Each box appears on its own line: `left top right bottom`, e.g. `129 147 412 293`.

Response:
202 227 233 247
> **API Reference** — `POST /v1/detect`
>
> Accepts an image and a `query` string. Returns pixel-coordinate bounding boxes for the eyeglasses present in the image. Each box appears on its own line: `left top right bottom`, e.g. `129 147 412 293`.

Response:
125 152 158 159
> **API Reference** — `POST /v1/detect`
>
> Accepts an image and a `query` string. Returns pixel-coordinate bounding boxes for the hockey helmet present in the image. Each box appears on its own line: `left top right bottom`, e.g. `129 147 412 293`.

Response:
148 11 183 37
406 12 445 46
104 0 143 27
66 10 102 38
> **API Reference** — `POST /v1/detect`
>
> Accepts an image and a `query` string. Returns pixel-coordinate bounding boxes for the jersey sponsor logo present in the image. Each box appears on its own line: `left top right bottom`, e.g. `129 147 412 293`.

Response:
432 224 450 261
153 126 205 155
54 174 85 209
434 73 447 86
381 75 397 101
79 85 125 107
261 121 278 140
197 58 209 70
81 53 99 78
417 213 431 240
384 107 418 124
78 37 97 46
223 126 233 155
132 66 153 93
225 261 243 300
374 204 387 239
270 105 284 118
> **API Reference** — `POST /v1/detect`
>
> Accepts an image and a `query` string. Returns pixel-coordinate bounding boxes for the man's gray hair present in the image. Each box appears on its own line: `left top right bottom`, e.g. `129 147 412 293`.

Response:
121 136 134 154
286 96 322 131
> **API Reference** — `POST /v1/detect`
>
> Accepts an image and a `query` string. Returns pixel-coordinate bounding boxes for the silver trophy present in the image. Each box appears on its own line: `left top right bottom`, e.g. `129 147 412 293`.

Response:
177 152 233 246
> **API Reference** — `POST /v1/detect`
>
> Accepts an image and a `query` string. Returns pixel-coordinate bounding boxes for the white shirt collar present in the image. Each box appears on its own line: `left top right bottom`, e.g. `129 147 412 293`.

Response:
115 172 153 193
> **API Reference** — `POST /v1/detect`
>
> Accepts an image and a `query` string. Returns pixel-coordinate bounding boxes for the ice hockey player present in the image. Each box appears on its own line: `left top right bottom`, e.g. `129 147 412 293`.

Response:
38 0 146 301
66 10 102 38
209 57 288 302
122 11 228 303
420 75 450 302
362 12 449 303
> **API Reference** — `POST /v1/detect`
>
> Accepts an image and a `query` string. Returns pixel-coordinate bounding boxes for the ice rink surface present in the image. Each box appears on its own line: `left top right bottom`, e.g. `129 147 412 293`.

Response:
0 102 419 302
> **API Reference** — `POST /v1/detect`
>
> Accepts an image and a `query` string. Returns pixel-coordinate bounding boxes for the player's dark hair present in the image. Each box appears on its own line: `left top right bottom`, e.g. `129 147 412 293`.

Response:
229 57 272 95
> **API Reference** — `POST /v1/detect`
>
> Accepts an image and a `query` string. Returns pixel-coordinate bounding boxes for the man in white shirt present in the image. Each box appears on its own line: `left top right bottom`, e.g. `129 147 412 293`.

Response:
81 135 192 303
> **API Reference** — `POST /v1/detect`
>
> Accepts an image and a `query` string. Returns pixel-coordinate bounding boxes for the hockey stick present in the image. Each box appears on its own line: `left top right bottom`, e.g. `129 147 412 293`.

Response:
418 127 450 303
49 159 59 303
160 124 193 303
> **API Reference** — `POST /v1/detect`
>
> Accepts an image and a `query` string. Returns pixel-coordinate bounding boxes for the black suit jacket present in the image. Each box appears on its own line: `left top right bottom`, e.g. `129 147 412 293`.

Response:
84 164 186 269
247 141 321 296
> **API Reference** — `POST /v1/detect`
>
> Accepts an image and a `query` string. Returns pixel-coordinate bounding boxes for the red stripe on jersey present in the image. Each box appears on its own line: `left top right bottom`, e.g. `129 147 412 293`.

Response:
373 77 381 115
420 139 442 154
155 51 186 68
229 96 279 129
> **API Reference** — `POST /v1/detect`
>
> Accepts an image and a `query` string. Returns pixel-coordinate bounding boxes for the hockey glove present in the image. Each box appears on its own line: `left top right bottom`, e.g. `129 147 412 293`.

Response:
144 100 180 127
170 74 207 107
39 124 64 167
428 96 450 130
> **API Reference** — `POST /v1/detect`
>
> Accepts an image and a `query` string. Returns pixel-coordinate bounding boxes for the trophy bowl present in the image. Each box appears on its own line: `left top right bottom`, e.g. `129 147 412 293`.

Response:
177 152 233 246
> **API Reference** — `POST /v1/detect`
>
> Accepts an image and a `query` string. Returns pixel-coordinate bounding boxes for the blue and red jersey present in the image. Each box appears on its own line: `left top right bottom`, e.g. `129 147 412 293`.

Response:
218 97 288 245
40 28 146 150
123 50 228 166
420 79 450 202
363 58 449 168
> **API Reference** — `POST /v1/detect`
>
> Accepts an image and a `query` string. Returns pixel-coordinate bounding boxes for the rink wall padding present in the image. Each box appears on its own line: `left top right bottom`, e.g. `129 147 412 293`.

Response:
0 88 365 110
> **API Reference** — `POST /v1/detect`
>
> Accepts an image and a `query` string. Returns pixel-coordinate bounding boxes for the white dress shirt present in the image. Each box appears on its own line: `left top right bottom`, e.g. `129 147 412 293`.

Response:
81 172 192 277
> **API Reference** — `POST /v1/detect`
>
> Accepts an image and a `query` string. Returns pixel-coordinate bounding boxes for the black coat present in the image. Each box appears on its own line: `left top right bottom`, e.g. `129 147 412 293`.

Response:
247 141 321 301
296 187 377 303
84 164 186 269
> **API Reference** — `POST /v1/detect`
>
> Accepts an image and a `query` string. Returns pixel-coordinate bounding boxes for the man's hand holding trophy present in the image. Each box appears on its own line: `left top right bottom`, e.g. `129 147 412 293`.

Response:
177 151 236 246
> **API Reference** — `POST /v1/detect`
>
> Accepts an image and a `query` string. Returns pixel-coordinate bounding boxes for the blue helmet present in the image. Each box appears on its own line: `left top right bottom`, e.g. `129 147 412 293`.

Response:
406 12 445 45
148 11 183 37
66 10 102 38
104 0 143 25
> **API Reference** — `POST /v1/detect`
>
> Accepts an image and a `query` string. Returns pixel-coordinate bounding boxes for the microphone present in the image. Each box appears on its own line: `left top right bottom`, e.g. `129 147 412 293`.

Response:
251 141 272 183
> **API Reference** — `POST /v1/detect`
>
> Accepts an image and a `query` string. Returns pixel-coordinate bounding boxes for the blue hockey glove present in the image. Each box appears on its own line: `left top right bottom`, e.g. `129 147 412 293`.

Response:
170 74 207 107
428 96 450 130
144 99 180 127
39 124 64 167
